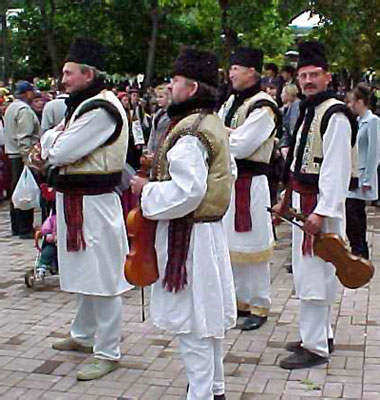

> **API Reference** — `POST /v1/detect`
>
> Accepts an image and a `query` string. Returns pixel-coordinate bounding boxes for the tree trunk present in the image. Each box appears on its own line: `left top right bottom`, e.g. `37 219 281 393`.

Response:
144 0 159 90
0 0 9 84
219 0 238 63
39 0 59 78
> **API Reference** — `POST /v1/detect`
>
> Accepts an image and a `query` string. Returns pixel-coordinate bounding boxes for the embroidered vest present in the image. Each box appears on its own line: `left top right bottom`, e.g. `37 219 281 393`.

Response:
291 98 358 186
223 91 278 165
59 90 128 173
153 112 232 221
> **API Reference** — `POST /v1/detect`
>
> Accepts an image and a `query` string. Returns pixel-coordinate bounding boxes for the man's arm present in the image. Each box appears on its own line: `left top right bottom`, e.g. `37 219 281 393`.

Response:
44 109 116 167
140 135 208 220
15 108 38 161
229 107 275 159
313 113 352 219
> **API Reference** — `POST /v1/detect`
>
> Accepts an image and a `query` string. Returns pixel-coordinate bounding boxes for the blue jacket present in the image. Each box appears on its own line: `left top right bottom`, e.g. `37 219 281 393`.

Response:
348 110 379 200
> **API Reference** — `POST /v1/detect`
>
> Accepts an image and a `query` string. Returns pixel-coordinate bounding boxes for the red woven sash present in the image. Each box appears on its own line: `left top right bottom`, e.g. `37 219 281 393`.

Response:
292 180 318 256
162 215 194 293
62 187 113 252
235 171 254 232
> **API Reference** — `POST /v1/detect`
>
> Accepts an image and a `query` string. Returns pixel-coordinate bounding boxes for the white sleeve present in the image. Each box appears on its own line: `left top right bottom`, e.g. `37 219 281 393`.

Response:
141 135 208 220
229 107 275 159
314 113 352 218
44 109 116 167
218 104 225 119
40 125 62 160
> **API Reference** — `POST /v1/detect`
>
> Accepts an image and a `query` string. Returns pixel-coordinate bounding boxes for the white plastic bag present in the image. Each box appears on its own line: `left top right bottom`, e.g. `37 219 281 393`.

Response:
12 166 40 210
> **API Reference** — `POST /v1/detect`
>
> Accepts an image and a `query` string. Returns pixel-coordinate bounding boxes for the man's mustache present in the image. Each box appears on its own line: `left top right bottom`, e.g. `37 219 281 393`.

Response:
305 84 317 90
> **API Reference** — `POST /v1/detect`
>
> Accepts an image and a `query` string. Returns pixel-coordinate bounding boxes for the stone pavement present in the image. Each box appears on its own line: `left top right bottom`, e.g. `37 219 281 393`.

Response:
0 201 379 400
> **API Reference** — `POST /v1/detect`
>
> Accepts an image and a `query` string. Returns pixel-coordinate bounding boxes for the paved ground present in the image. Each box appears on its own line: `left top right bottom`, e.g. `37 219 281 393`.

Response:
0 201 379 400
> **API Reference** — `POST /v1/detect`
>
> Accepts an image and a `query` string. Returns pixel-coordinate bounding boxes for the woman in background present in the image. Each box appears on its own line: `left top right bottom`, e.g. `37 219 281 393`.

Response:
346 84 379 259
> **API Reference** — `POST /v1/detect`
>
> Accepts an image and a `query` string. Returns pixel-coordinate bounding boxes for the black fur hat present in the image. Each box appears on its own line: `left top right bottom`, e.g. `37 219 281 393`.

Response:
297 41 328 71
173 47 219 88
65 37 107 71
230 47 264 72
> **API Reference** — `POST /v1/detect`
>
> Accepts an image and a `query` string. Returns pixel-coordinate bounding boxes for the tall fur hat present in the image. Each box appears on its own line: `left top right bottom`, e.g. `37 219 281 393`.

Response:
173 47 219 88
65 37 107 71
297 41 328 71
230 47 264 72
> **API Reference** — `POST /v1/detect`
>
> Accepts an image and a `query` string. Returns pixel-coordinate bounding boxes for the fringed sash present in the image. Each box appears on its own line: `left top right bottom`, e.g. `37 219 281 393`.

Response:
292 179 318 256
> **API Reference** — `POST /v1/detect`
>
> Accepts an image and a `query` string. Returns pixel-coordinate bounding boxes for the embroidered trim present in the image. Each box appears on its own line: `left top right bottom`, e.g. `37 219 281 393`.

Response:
230 247 274 263
237 301 270 317
157 127 215 181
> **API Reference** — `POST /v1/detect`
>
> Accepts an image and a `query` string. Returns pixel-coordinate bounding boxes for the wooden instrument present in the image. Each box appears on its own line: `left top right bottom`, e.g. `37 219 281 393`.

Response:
124 156 158 287
313 233 374 289
267 207 375 289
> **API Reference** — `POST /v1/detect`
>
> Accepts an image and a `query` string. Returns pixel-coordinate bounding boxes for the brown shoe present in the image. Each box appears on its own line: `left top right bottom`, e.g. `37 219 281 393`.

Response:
52 337 93 353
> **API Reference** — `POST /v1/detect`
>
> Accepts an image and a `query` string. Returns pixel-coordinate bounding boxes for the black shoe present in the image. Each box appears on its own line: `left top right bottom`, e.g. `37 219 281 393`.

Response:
214 395 225 400
285 338 334 354
241 315 267 331
279 348 329 369
237 309 251 318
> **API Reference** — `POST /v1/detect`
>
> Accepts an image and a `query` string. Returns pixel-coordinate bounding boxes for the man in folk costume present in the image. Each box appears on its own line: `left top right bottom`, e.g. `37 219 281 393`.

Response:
219 47 281 331
39 38 132 380
130 47 236 400
274 41 357 369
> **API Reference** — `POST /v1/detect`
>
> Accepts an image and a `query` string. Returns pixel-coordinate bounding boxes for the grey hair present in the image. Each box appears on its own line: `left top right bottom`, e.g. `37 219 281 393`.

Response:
253 70 261 82
79 64 106 80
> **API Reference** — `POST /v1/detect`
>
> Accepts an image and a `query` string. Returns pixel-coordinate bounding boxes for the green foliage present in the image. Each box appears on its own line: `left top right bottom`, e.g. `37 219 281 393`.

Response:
227 0 293 57
5 0 380 80
299 0 380 72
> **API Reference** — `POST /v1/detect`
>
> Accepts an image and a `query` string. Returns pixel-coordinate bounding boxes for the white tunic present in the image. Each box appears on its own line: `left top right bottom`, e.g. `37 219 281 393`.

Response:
141 136 237 338
292 113 352 302
41 109 132 296
223 107 275 262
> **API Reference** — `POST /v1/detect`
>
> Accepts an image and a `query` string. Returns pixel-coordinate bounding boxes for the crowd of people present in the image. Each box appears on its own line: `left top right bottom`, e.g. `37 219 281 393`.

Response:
0 36 379 399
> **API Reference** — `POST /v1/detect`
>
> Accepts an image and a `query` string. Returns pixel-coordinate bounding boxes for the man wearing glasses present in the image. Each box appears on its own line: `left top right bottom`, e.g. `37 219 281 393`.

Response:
274 41 357 369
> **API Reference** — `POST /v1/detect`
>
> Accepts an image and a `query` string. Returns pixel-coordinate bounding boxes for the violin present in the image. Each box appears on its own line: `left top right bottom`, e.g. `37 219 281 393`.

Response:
124 155 159 287
268 207 374 289
313 233 374 289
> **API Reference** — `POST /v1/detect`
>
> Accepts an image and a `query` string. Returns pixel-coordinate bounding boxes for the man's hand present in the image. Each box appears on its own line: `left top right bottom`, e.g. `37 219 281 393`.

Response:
28 143 46 174
280 147 289 160
271 200 288 226
55 123 64 132
362 185 371 193
303 213 324 236
130 175 149 197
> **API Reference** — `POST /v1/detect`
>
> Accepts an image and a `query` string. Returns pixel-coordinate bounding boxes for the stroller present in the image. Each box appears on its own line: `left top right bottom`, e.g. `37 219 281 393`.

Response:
24 184 59 288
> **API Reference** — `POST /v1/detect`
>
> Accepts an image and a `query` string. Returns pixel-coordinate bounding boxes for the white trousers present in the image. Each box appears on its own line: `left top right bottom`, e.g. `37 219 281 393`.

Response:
179 333 224 400
70 294 122 360
232 261 271 311
299 300 334 358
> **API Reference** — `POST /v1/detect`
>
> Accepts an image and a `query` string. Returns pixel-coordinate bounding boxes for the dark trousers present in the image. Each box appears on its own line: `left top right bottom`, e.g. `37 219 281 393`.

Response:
39 242 58 269
346 198 369 259
10 157 34 235
377 165 380 201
